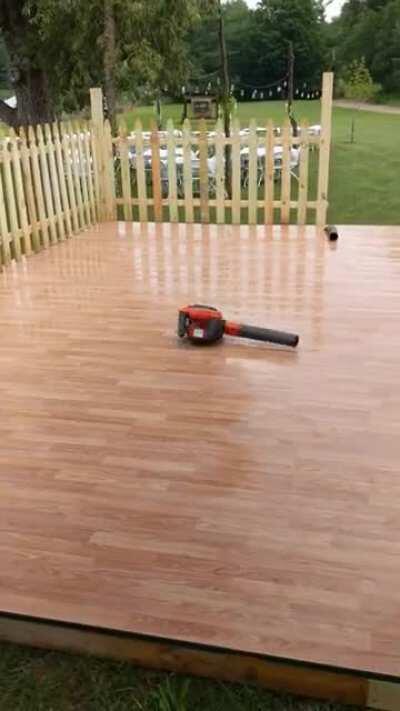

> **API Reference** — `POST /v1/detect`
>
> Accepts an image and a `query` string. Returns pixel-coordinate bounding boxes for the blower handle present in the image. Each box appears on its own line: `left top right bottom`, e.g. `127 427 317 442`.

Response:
227 322 299 348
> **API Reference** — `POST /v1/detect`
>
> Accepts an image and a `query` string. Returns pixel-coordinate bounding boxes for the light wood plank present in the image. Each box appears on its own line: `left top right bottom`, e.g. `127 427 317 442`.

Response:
2 137 22 260
166 119 178 223
297 121 310 226
82 123 97 224
135 120 148 223
28 126 50 248
150 125 162 223
74 121 91 227
118 121 132 221
264 120 275 225
60 122 79 234
52 123 73 238
90 87 106 220
231 118 241 225
317 72 334 226
37 125 58 243
215 119 225 225
90 121 101 220
19 128 41 252
248 118 258 225
68 121 85 229
9 129 31 256
104 120 116 220
182 119 194 224
1 223 400 684
281 119 291 224
45 124 65 241
0 616 370 708
0 163 11 264
199 119 209 224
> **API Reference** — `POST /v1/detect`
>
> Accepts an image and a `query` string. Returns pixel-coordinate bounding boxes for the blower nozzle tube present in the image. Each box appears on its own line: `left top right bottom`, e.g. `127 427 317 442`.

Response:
225 322 299 348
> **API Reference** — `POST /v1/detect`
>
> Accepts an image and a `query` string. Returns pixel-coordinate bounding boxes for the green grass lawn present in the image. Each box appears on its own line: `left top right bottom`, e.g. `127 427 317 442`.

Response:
121 100 400 225
0 641 361 711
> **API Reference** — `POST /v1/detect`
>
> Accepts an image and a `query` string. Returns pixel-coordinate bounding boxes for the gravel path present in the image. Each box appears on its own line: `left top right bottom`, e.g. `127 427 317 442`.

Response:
334 100 400 114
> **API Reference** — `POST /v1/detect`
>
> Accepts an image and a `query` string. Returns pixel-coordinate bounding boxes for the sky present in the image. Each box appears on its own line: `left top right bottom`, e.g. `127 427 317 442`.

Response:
244 0 346 20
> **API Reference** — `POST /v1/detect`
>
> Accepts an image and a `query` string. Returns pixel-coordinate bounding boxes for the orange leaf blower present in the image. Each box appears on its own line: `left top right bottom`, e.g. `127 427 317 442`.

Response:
178 305 299 348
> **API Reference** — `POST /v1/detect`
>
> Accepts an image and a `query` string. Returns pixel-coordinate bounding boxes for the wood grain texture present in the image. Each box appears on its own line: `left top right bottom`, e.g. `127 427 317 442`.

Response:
1 223 400 678
0 616 369 707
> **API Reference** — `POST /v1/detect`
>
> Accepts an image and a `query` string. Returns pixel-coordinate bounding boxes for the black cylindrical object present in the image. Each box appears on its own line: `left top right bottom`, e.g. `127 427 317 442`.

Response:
324 225 339 241
237 325 299 348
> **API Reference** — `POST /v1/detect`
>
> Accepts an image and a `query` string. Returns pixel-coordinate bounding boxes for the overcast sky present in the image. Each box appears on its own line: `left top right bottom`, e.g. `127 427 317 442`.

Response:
244 0 345 20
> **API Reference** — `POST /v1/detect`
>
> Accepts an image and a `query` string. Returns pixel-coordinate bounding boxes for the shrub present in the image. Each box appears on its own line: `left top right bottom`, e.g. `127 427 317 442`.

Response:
341 58 381 102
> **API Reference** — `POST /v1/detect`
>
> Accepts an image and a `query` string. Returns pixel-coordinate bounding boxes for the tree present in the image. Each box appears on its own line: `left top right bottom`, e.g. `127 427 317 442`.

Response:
103 0 117 131
0 1 55 127
0 0 202 128
252 0 327 87
332 0 400 91
341 57 380 100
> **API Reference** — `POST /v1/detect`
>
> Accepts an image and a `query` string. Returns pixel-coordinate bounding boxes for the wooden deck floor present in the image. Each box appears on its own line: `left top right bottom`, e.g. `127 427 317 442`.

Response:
1 223 400 679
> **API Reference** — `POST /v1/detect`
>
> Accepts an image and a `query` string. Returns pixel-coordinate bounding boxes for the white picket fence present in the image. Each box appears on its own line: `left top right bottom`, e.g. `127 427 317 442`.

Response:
91 72 333 228
0 122 98 268
0 74 333 270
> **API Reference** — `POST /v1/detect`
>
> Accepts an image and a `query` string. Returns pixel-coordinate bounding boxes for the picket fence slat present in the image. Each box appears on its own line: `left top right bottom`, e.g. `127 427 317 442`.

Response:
38 125 58 243
60 122 79 233
78 122 94 225
264 120 275 224
166 119 178 223
317 72 334 226
90 121 100 220
10 129 32 256
182 119 194 224
281 120 291 225
53 122 73 238
68 121 86 229
135 120 148 223
19 128 41 252
199 119 209 224
83 126 96 224
74 121 91 227
29 126 49 248
151 125 163 222
215 119 225 225
298 121 310 226
248 119 258 225
3 139 22 260
104 120 116 221
119 122 132 221
0 164 11 264
231 119 241 225
45 123 65 241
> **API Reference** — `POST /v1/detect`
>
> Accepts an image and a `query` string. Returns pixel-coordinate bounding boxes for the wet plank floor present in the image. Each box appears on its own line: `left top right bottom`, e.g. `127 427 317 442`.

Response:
1 223 400 676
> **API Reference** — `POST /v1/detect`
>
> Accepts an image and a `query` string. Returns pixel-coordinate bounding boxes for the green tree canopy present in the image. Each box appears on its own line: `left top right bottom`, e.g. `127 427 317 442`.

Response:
0 0 202 126
333 0 400 90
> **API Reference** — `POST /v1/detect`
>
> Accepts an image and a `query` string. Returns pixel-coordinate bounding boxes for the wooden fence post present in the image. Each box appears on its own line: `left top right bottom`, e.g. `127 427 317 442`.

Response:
90 87 112 221
317 72 334 227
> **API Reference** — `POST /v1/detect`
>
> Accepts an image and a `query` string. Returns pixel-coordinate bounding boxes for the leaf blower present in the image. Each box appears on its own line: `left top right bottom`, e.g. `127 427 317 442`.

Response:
178 305 299 348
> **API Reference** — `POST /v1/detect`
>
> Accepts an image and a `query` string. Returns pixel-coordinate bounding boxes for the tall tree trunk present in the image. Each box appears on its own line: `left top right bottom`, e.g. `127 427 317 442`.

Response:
0 0 55 128
104 0 117 133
